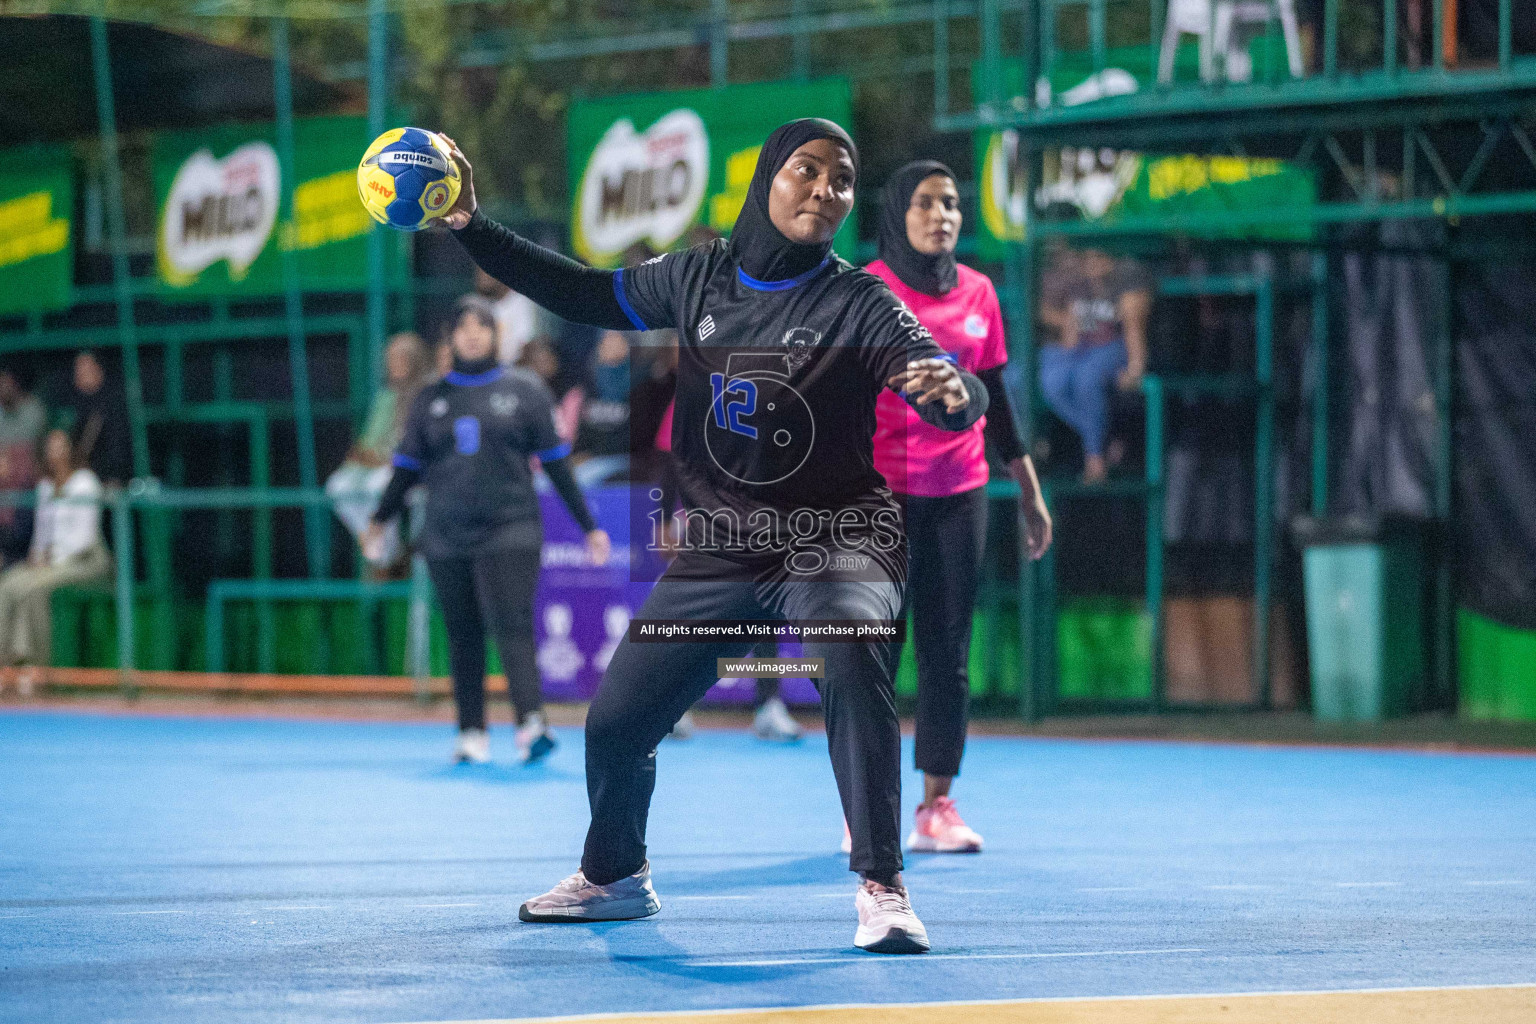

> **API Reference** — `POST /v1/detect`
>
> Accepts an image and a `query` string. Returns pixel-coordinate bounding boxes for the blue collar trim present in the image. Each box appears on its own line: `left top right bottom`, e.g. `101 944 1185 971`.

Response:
736 256 832 292
445 367 504 387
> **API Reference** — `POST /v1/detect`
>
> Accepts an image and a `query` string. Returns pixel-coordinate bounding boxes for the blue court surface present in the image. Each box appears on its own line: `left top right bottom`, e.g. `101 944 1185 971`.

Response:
2 709 1534 1024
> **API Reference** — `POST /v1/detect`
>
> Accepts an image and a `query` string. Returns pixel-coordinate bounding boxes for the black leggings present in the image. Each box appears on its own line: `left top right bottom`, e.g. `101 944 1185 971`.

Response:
903 487 987 779
427 546 542 730
582 553 904 884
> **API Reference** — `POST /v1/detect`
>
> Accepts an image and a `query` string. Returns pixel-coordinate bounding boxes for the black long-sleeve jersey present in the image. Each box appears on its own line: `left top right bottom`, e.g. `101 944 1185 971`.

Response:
381 366 594 558
618 239 986 578
453 216 987 582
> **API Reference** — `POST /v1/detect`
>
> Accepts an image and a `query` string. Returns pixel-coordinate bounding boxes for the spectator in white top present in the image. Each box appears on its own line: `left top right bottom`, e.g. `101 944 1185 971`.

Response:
474 266 546 367
0 429 111 694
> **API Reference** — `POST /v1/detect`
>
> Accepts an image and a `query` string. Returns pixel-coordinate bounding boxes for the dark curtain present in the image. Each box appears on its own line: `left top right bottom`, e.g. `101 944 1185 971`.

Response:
1455 259 1536 629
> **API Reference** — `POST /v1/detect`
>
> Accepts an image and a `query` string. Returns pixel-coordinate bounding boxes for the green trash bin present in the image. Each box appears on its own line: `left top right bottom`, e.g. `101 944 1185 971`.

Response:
1293 516 1427 722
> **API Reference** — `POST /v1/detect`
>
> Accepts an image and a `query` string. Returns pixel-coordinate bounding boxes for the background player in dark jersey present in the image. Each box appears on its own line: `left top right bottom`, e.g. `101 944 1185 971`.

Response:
367 296 609 765
439 119 986 954
867 161 1053 853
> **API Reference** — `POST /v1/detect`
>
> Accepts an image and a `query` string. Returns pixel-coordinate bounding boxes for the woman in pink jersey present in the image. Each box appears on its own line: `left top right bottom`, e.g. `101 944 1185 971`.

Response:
868 161 1053 852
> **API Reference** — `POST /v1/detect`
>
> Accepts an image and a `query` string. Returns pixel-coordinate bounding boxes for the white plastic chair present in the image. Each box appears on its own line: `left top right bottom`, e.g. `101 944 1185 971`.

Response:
1159 0 1304 83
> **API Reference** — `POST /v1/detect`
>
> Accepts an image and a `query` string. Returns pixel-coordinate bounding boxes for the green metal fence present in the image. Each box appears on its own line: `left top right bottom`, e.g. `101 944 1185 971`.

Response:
1 484 432 695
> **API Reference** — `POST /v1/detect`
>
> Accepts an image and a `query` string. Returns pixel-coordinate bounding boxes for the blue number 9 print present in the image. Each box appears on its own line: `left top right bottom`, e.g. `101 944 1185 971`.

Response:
454 416 482 455
709 373 759 439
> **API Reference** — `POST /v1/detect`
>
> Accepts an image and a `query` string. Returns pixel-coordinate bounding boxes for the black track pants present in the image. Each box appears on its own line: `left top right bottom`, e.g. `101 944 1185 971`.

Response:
903 487 987 779
427 545 543 730
581 555 904 884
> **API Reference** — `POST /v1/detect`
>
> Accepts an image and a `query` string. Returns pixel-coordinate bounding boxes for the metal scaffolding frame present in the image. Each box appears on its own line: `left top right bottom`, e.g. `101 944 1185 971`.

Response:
8 1 1525 699
951 0 1519 716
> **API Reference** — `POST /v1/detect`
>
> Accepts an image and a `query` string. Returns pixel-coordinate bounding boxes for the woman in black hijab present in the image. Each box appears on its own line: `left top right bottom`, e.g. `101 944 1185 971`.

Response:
867 161 1052 854
440 119 989 954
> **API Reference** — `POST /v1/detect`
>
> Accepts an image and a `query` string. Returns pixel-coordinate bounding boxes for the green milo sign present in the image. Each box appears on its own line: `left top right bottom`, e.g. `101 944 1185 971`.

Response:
567 79 854 269
154 115 400 296
0 146 72 316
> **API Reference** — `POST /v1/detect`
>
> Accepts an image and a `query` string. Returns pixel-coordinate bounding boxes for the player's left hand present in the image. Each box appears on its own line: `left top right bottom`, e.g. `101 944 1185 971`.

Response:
1007 456 1052 560
439 134 478 230
585 528 611 567
889 358 969 413
1019 491 1053 561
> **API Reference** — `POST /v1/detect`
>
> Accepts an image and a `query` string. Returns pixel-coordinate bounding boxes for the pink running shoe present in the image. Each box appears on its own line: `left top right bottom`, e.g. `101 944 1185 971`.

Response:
907 796 983 853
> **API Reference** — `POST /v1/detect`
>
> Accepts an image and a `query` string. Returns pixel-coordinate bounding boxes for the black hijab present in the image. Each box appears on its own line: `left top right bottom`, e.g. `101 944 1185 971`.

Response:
728 118 858 283
450 295 499 377
877 160 959 297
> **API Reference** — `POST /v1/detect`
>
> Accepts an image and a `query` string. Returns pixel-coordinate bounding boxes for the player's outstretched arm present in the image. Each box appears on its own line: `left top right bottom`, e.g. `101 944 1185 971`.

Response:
856 279 987 433
439 137 636 332
889 359 988 432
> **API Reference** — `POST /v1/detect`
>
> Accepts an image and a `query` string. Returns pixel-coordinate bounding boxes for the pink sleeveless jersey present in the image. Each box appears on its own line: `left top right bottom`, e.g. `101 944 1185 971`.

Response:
867 260 1007 496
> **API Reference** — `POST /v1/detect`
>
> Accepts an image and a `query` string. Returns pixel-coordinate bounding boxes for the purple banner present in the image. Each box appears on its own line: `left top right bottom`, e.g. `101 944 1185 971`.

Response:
534 485 821 706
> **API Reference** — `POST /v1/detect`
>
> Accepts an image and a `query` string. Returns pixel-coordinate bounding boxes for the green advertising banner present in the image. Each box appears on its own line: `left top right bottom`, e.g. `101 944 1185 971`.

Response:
567 79 854 269
976 134 1316 256
154 115 397 296
0 146 72 316
973 50 1314 257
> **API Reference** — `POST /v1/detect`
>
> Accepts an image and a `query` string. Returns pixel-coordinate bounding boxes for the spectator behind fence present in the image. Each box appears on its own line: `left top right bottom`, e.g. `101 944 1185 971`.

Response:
515 338 579 444
59 351 132 487
475 266 546 367
1038 247 1151 483
327 333 434 572
573 330 633 459
433 334 454 379
0 368 46 567
0 429 111 695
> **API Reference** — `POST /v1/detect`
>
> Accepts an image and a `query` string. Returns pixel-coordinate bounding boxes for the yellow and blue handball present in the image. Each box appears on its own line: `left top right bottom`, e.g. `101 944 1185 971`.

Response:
357 127 462 231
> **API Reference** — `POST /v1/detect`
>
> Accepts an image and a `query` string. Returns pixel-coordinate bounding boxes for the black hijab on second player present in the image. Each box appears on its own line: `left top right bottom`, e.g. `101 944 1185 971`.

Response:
727 118 859 283
877 160 960 297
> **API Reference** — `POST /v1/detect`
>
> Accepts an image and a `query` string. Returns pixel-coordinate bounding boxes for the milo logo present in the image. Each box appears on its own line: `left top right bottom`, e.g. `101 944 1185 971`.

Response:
573 108 709 267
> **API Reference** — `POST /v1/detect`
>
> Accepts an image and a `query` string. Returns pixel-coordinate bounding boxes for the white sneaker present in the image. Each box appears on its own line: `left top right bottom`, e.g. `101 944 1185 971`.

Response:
669 710 696 740
907 796 984 853
519 862 662 922
453 727 490 764
854 878 929 954
515 712 557 764
752 696 802 742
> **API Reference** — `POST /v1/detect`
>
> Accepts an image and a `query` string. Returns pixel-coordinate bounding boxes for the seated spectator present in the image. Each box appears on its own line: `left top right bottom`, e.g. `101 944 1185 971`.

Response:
59 350 132 487
515 336 560 386
326 333 433 571
572 330 633 459
0 429 111 695
515 339 579 443
0 368 45 567
1038 247 1151 483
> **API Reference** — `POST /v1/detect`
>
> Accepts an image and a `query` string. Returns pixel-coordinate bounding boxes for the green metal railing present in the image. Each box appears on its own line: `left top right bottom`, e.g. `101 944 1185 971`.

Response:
204 574 428 684
939 0 1535 131
1018 274 1279 716
1 484 431 693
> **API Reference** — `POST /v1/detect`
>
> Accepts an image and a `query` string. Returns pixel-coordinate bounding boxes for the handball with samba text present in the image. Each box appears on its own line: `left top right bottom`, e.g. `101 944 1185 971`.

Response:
357 128 461 231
